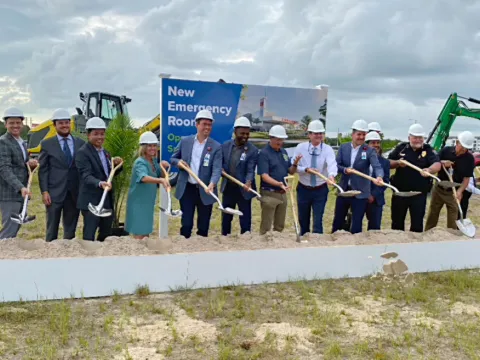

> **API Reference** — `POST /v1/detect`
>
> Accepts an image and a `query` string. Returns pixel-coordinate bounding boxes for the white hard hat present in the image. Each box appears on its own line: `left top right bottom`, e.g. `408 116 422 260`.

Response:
368 122 382 132
233 116 251 128
365 131 381 142
3 107 24 120
85 117 106 130
195 109 214 121
351 119 368 132
307 120 325 133
139 131 159 145
458 130 474 149
269 125 288 139
408 123 424 137
52 108 71 121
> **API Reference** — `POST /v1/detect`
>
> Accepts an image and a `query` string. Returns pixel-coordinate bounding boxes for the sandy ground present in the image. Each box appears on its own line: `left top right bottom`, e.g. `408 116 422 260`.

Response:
0 226 473 260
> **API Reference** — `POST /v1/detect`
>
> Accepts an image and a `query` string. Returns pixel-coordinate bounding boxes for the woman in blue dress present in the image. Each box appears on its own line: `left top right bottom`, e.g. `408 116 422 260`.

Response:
125 131 170 239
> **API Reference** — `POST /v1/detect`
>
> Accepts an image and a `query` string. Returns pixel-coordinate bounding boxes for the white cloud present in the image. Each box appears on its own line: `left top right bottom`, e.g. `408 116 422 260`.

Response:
1 0 480 139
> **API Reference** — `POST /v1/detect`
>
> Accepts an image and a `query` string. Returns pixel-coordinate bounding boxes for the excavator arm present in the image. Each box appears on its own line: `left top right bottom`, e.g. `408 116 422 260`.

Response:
426 93 480 151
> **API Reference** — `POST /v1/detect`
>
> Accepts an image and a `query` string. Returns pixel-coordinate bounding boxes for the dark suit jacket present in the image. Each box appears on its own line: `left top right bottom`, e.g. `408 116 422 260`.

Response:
75 142 123 211
38 135 85 203
170 135 222 205
336 142 384 199
220 140 258 200
370 156 390 206
0 132 29 202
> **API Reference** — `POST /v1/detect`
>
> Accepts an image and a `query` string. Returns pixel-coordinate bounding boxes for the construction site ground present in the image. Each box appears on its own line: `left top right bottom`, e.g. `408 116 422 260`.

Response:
0 176 479 358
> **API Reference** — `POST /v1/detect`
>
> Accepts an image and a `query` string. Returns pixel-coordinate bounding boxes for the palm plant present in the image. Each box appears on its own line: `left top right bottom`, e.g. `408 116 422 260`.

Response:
103 113 140 229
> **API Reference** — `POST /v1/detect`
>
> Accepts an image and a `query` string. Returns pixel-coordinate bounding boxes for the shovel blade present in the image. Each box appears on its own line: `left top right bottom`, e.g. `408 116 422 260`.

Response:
170 209 182 217
88 203 112 217
222 207 243 216
337 190 361 198
437 181 461 188
456 218 476 238
10 214 23 225
395 191 421 197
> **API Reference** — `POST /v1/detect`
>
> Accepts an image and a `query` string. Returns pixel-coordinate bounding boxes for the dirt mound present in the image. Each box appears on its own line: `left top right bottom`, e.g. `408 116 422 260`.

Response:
0 227 471 260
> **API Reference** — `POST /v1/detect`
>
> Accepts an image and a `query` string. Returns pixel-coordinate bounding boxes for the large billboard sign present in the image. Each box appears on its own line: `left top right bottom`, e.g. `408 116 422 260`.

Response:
160 78 328 167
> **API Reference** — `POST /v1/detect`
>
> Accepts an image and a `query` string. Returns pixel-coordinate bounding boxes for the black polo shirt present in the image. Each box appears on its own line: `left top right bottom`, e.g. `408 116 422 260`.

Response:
437 146 474 184
388 142 439 193
257 143 291 191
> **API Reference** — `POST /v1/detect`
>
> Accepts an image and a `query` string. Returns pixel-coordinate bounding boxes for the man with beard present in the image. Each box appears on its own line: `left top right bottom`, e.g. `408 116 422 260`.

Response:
39 108 85 241
0 107 38 239
388 123 441 232
425 131 475 230
219 116 258 236
332 119 384 234
364 131 390 230
170 109 223 239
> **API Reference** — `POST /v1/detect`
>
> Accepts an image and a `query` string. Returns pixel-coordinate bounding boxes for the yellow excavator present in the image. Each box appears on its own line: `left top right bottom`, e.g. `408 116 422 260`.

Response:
138 114 160 136
27 91 132 157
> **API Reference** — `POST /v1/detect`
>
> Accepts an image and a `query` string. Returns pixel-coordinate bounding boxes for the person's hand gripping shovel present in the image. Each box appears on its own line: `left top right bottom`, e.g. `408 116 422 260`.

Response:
398 159 461 188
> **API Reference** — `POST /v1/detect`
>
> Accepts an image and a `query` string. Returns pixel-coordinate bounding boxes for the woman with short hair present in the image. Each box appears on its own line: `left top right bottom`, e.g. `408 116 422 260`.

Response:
125 131 170 239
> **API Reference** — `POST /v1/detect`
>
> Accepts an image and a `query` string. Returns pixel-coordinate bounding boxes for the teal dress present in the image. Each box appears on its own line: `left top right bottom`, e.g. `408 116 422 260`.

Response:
125 157 162 235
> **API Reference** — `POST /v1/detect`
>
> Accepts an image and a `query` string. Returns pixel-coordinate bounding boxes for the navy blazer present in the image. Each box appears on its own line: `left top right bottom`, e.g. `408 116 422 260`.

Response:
170 135 222 206
370 155 390 206
336 142 384 199
220 139 258 200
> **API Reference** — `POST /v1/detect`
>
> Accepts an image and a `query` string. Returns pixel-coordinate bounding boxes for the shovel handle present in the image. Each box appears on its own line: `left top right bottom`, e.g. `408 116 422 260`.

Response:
348 168 378 182
399 159 440 181
442 164 462 209
107 158 124 183
221 170 259 196
284 176 301 242
26 163 40 190
306 168 333 184
178 160 210 192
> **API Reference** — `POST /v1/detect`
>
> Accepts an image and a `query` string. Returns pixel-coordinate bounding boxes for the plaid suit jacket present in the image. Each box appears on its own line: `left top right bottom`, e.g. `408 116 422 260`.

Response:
0 132 29 202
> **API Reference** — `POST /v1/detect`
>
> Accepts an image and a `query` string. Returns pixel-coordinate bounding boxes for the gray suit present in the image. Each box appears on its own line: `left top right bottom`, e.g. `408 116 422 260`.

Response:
38 135 85 241
0 132 29 239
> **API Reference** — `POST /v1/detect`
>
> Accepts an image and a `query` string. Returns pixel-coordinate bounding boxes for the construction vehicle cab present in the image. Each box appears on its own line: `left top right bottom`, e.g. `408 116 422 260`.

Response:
27 91 131 156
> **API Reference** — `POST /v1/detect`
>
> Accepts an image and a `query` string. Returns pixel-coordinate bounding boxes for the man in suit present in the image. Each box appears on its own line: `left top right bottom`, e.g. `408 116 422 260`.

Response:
0 107 38 239
220 116 258 236
364 131 390 230
75 117 123 241
332 119 384 234
170 109 223 239
39 108 85 241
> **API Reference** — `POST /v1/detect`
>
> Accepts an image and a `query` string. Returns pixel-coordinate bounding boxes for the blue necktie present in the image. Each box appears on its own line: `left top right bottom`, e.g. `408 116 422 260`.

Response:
63 138 72 166
310 147 317 186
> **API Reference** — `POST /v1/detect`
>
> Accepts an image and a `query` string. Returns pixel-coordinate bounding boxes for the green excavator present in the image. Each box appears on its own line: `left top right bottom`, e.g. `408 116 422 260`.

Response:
426 92 480 152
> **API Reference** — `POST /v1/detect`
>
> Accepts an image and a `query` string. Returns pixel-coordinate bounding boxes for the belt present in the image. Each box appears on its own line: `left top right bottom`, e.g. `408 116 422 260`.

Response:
297 182 326 190
261 187 285 194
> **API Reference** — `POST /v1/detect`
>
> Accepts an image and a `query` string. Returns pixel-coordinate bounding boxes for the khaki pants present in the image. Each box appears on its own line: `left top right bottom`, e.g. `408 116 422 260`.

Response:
259 189 288 235
425 185 458 231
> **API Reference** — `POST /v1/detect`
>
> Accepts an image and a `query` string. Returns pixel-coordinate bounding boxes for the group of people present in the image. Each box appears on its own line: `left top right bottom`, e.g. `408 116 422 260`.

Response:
0 106 477 242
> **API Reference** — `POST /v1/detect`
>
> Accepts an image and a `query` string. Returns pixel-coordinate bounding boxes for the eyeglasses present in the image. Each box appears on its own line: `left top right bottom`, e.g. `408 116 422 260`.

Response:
308 143 323 156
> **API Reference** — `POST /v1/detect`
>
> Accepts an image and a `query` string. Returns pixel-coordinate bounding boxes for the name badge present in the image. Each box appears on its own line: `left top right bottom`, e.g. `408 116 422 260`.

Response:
240 153 246 161
283 154 289 161
361 151 367 160
203 153 210 167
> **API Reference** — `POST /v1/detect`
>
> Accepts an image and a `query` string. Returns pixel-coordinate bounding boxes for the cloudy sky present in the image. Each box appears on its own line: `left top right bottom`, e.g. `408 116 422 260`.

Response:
1 0 480 140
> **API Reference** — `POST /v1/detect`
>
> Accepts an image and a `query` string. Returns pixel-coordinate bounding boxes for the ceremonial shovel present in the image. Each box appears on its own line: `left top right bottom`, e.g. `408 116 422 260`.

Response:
88 158 124 217
159 163 182 217
348 169 421 197
398 159 461 188
178 160 243 216
442 164 476 238
221 170 282 206
11 164 40 225
284 175 306 243
306 168 361 197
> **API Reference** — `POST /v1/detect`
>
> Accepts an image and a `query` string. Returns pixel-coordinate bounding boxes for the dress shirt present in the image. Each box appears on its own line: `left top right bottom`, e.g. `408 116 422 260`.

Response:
57 134 74 156
294 141 337 186
188 135 207 184
348 143 361 186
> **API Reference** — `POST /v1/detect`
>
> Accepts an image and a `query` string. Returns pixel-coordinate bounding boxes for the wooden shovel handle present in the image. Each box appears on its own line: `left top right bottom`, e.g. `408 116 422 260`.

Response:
222 170 249 188
442 164 462 207
348 168 376 182
26 163 39 189
306 168 335 185
178 160 210 192
399 159 437 180
160 162 170 181
107 158 123 183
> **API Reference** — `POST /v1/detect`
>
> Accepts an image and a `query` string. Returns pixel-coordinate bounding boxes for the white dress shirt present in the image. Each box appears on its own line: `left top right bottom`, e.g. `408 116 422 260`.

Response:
188 135 207 184
56 134 74 156
348 143 362 186
14 136 26 161
294 141 338 186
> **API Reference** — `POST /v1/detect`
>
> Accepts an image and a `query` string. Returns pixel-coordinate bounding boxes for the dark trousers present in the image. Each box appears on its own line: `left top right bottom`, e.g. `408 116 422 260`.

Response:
296 182 329 235
332 196 368 234
391 193 427 232
221 182 252 236
366 203 383 230
81 194 113 241
46 191 80 241
459 191 472 219
179 183 213 238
